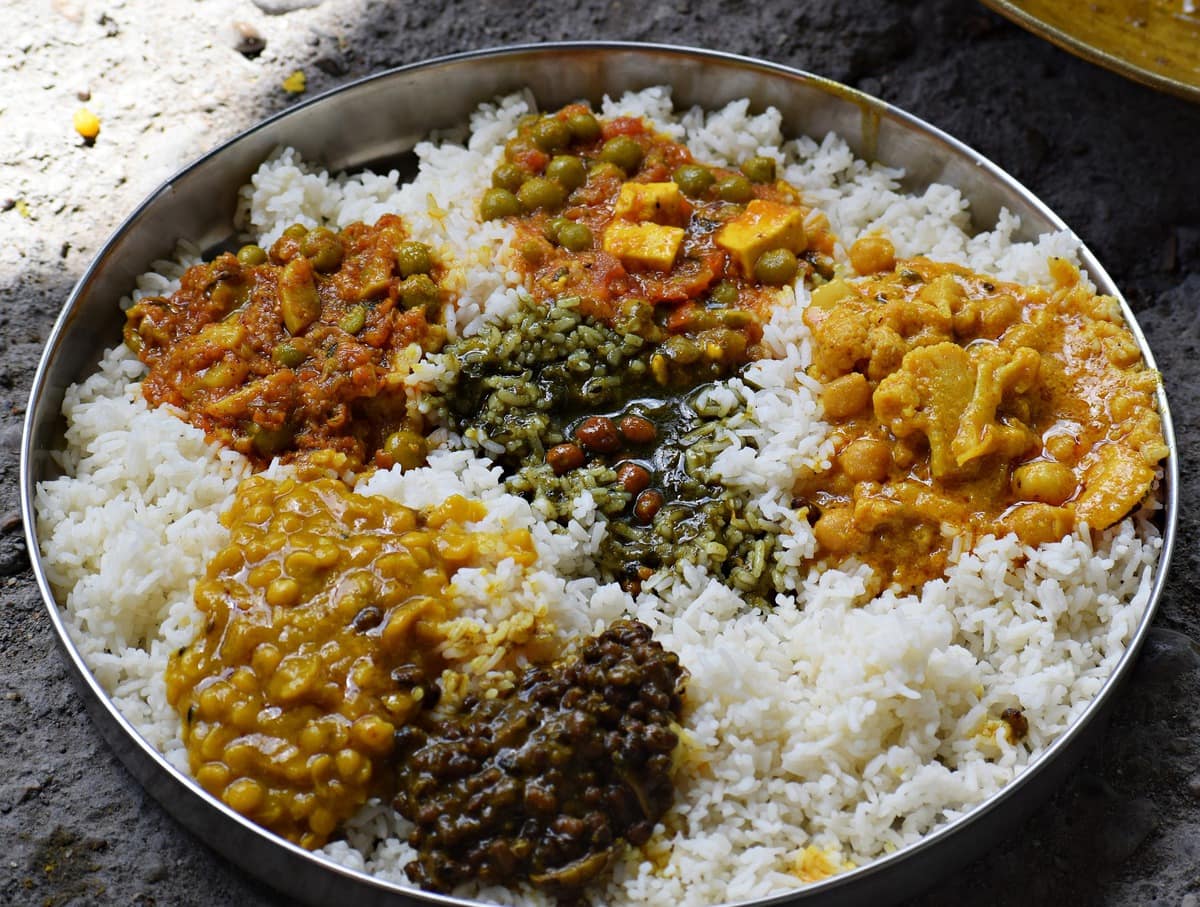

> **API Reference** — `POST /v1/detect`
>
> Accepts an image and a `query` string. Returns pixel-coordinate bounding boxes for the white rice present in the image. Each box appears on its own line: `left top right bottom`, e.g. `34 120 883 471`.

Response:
35 88 1161 906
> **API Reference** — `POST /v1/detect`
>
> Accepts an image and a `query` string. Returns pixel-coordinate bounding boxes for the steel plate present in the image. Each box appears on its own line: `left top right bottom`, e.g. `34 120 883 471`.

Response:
20 42 1179 907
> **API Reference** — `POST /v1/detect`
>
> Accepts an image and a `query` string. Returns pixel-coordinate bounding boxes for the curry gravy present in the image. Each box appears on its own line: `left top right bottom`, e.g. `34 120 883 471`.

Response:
799 247 1167 588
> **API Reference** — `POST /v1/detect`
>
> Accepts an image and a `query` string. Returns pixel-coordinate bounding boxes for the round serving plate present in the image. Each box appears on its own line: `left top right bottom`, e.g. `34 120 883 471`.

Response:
980 0 1200 103
20 42 1179 907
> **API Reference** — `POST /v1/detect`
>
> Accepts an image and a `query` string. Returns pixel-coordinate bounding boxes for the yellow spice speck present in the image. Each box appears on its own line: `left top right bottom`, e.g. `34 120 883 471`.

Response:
73 107 100 140
282 70 307 94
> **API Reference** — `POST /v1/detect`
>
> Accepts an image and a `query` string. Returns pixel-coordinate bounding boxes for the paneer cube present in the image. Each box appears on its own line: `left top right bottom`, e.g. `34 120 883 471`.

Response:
613 181 690 226
715 199 807 276
603 220 685 271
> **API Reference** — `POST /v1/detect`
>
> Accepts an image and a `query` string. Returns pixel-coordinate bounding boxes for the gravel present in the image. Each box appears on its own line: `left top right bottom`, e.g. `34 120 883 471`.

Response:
4 1 1200 905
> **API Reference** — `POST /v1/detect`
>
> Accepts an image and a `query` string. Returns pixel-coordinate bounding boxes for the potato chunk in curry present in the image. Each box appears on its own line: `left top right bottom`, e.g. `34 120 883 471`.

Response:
799 255 1167 587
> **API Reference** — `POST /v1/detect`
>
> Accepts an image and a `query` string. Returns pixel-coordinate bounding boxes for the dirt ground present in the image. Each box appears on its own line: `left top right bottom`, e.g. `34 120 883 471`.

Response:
3 1 1200 904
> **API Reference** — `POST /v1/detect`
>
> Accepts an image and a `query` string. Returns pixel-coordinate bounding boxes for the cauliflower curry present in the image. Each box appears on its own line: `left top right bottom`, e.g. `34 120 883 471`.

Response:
799 247 1167 587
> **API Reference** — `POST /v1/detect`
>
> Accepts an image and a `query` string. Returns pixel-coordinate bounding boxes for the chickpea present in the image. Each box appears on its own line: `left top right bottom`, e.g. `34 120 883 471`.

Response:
813 507 866 554
616 461 652 495
848 235 896 275
1043 431 1078 464
1012 460 1077 506
574 416 622 453
617 414 657 445
1002 502 1073 547
839 438 892 483
546 442 585 475
820 373 872 421
633 489 665 524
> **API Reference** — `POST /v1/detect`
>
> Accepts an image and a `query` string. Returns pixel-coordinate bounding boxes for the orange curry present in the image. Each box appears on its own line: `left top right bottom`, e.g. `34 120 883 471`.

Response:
799 242 1168 587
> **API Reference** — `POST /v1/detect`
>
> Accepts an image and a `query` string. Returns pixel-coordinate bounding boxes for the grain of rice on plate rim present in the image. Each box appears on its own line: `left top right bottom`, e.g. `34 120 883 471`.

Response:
33 87 1164 907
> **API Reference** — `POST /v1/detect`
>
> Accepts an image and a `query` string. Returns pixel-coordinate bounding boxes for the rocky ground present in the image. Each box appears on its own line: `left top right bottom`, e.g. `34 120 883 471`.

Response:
2 0 1199 904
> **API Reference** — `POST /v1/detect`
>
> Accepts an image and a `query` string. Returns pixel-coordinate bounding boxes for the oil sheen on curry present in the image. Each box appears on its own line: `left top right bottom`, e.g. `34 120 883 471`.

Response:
801 242 1167 587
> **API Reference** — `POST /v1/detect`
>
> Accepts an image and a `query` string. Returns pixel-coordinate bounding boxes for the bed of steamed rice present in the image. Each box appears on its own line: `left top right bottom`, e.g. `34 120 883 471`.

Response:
33 88 1162 907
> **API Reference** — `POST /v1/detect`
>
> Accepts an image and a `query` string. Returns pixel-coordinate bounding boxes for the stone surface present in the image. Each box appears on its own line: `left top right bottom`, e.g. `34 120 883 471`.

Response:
3 0 1200 905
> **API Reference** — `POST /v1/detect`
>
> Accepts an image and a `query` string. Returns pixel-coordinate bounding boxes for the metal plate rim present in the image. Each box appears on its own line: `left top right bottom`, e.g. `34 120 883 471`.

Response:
20 39 1179 907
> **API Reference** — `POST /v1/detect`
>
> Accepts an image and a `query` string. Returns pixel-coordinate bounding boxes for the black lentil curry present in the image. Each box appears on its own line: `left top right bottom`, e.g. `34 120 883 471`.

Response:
394 621 686 896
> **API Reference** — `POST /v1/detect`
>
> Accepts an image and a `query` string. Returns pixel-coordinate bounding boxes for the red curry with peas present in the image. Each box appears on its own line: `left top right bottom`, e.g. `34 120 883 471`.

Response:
124 214 445 469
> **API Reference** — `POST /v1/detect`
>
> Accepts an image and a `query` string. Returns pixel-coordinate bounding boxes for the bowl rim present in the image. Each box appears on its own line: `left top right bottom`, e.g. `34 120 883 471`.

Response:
19 39 1180 907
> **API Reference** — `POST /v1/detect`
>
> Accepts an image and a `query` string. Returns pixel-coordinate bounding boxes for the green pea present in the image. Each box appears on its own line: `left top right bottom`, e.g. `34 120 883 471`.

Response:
282 223 309 240
716 175 754 203
517 177 566 213
492 162 527 193
531 117 571 153
616 297 653 328
587 161 625 182
545 155 586 192
672 164 715 198
339 306 367 334
271 341 307 368
719 309 757 329
300 227 344 274
598 135 644 173
544 216 571 243
383 429 427 470
236 244 267 267
396 241 433 277
398 274 440 312
740 156 777 183
248 423 295 457
664 335 701 364
566 112 601 143
753 248 800 285
556 221 593 252
481 188 521 220
710 280 739 306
